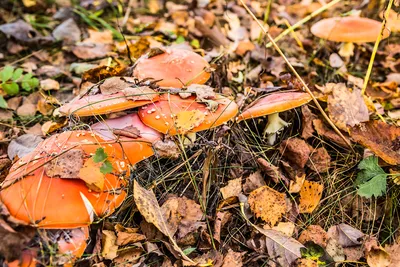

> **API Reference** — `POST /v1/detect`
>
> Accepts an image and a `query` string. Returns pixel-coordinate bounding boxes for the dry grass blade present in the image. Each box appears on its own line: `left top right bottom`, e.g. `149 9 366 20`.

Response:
238 0 354 152
133 180 194 263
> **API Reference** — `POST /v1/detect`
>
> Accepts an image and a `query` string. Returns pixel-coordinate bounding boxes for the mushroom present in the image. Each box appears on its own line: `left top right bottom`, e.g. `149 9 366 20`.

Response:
138 93 238 135
0 131 129 228
237 92 312 144
92 113 162 165
60 77 159 117
133 48 211 88
311 17 390 58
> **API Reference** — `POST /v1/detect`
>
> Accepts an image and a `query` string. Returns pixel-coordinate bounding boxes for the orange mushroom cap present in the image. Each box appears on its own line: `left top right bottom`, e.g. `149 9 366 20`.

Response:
59 89 159 117
237 92 312 121
92 113 162 164
0 131 129 229
311 17 390 43
133 48 211 88
138 93 238 135
5 249 38 267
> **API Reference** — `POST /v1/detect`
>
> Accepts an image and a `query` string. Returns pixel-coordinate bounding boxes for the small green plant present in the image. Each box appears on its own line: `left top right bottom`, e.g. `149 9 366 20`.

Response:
93 147 113 174
0 66 39 108
355 156 387 198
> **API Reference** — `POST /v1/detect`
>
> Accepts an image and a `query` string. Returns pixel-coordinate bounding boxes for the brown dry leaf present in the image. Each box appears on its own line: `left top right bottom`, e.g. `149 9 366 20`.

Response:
299 181 323 213
122 86 157 101
113 247 142 266
365 237 390 267
7 134 43 160
327 224 364 247
221 249 244 267
100 77 128 95
280 138 311 169
78 157 105 192
41 119 67 135
37 99 54 116
306 147 331 173
161 196 205 239
40 79 60 91
235 40 255 56
294 258 318 267
175 110 205 134
72 43 113 60
133 180 193 263
115 224 146 246
81 64 127 84
16 103 36 117
257 158 289 186
313 119 351 148
385 242 400 267
349 121 400 165
220 178 242 199
213 211 232 243
327 84 369 130
84 29 113 44
243 171 266 194
301 105 318 139
248 185 286 226
269 222 295 236
298 225 328 248
289 173 306 194
44 149 84 178
186 84 216 102
102 230 118 260
153 139 180 159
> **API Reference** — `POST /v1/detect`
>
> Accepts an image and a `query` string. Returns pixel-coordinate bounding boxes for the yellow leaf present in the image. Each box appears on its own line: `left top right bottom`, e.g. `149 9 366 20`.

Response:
41 120 67 135
101 230 118 260
78 158 105 192
220 178 242 199
289 174 306 193
299 181 323 213
175 110 205 134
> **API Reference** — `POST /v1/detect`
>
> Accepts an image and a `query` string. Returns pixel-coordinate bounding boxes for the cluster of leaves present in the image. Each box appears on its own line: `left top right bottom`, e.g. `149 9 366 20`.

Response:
0 66 39 108
93 147 113 174
355 156 387 198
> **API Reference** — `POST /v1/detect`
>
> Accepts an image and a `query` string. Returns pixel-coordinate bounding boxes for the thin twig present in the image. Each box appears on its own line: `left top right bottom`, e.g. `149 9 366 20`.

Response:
361 0 393 95
238 0 354 152
265 0 342 47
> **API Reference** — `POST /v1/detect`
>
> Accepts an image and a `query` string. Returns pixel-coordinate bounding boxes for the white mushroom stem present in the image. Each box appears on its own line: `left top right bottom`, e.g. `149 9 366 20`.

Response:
338 42 355 59
263 113 290 145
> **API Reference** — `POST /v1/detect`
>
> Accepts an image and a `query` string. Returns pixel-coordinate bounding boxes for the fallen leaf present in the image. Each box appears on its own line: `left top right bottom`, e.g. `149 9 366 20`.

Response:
102 230 118 260
220 178 242 199
16 103 36 117
41 119 67 135
298 225 328 248
327 84 369 130
122 86 157 101
0 110 13 121
7 134 43 160
153 139 180 159
133 180 193 263
113 247 142 266
213 211 232 243
0 19 54 45
306 147 331 173
269 222 295 237
40 79 60 91
78 157 105 192
385 241 400 267
115 224 146 246
365 236 390 267
313 119 351 148
174 110 206 134
52 18 81 45
72 43 113 60
301 105 318 139
100 77 128 95
235 40 255 56
280 138 311 169
327 224 364 247
350 121 400 165
326 238 346 262
84 29 113 44
37 99 54 116
299 181 323 213
248 185 287 226
289 174 306 194
243 170 266 194
293 258 318 267
44 149 84 178
257 158 289 186
221 249 244 267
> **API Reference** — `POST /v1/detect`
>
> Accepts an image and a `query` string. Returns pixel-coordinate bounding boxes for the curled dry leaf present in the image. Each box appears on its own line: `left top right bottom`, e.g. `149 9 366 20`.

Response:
220 178 242 199
313 119 351 148
298 225 328 248
102 230 118 260
299 181 323 213
349 120 400 165
279 138 311 169
257 158 289 186
213 211 232 243
44 149 84 178
243 170 266 194
301 105 318 139
306 147 331 173
327 223 364 247
99 77 129 95
115 224 146 246
289 174 306 194
364 236 390 267
248 185 286 226
7 134 43 160
122 86 157 101
327 84 369 130
153 139 180 159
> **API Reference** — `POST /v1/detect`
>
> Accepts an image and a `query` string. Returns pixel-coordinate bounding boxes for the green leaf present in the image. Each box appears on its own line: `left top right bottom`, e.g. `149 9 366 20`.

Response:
182 247 196 256
0 96 8 109
190 39 200 49
0 66 14 82
93 147 108 163
12 68 23 81
28 77 39 89
175 35 185 44
21 73 33 82
100 160 113 174
21 82 31 91
3 82 19 95
357 174 387 198
355 156 387 198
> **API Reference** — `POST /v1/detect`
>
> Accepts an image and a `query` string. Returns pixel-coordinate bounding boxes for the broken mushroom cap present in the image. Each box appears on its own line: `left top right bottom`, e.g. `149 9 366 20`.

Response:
59 88 159 117
92 113 162 165
237 92 312 121
5 249 38 267
0 131 129 229
133 48 211 88
311 17 390 43
138 93 238 135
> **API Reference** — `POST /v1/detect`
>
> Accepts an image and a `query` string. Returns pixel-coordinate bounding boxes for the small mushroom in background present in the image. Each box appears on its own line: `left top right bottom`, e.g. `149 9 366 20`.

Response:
311 16 390 58
133 48 211 88
59 77 159 117
0 131 129 228
237 92 312 144
92 113 162 165
138 93 238 135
